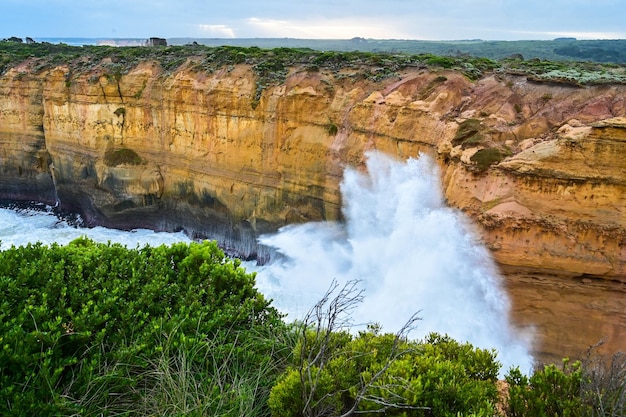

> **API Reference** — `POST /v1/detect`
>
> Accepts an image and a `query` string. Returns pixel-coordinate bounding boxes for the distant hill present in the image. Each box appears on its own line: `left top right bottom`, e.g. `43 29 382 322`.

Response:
4 36 626 63
169 38 626 64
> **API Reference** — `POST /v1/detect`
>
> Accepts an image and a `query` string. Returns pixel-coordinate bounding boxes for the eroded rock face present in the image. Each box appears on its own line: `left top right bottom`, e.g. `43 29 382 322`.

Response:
1 59 625 360
2 62 625 269
443 118 626 279
2 60 625 262
0 67 55 203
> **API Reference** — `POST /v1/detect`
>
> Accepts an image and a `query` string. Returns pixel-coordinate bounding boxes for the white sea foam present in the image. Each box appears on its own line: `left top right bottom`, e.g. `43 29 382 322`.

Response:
252 151 534 374
0 206 191 249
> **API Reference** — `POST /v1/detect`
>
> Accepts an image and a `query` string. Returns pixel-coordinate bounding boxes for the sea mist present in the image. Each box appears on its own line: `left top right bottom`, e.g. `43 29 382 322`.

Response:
253 151 533 373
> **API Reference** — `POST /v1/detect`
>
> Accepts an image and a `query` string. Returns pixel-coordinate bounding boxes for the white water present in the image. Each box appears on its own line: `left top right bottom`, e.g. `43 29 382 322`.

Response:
0 206 191 249
0 151 533 373
252 151 533 373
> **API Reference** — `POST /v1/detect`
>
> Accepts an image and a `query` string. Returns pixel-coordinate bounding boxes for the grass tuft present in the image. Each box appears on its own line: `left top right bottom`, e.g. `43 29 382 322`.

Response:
104 148 143 166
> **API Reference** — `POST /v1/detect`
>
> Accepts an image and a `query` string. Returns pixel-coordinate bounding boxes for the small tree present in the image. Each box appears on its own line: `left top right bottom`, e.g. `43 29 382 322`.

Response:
506 359 586 417
581 343 626 417
269 279 422 417
269 280 501 417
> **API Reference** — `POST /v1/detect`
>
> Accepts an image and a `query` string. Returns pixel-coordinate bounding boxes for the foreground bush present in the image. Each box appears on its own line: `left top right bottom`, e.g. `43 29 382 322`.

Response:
506 350 626 417
0 238 289 416
2 238 625 416
268 280 500 417
270 331 501 417
506 359 585 417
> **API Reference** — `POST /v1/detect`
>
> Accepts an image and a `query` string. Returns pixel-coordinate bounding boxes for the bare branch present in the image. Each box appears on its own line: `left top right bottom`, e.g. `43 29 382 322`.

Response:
293 278 424 417
339 311 422 417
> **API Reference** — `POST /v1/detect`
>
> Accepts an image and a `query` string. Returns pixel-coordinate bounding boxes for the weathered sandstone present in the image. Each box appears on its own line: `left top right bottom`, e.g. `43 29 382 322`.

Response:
1 57 625 361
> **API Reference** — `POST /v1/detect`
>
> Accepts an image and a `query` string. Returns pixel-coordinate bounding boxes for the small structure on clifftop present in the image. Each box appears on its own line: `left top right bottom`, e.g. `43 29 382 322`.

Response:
145 37 167 46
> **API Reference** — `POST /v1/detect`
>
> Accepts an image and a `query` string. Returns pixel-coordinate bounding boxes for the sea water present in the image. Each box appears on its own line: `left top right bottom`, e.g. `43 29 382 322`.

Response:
0 205 191 249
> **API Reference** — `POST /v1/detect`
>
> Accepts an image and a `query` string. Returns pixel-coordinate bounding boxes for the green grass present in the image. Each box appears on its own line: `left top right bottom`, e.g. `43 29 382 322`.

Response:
0 40 622 82
2 41 625 112
470 147 505 172
453 118 484 147
164 37 626 63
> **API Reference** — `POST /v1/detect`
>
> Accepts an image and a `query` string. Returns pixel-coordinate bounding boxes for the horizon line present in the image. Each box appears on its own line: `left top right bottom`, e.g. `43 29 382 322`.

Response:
5 36 626 43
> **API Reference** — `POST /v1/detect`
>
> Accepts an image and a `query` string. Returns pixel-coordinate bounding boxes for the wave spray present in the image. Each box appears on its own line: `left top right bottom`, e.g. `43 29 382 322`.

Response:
254 151 533 373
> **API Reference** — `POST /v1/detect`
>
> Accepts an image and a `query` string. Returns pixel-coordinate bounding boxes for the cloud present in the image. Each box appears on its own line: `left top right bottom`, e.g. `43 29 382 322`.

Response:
197 24 236 38
0 0 624 40
509 30 626 41
244 16 414 39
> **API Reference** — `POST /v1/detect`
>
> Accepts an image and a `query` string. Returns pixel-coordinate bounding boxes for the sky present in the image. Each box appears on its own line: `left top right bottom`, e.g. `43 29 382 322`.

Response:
1 0 624 41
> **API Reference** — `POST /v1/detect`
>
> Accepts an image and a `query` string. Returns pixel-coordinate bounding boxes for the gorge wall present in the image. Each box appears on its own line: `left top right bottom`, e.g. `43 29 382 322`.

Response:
1 56 625 361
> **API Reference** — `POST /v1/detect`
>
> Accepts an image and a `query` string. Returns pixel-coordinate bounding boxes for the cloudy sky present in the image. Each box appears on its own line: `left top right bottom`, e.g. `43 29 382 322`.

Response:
1 0 624 41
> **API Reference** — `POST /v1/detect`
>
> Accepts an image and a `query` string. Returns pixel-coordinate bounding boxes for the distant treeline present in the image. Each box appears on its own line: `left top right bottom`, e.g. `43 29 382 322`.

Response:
4 35 626 64
552 40 625 62
169 37 626 64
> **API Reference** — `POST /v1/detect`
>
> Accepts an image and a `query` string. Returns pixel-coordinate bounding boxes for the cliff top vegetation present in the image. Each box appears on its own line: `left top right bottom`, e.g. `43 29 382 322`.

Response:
1 40 625 89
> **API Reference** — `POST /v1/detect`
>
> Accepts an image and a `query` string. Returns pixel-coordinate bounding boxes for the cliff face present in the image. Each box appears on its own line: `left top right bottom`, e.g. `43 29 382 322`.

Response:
443 118 626 279
2 59 625 269
0 65 55 203
1 57 625 358
4 59 624 272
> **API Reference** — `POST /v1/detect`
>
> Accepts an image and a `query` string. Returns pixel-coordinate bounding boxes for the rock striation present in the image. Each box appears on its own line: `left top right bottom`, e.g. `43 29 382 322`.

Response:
1 56 625 361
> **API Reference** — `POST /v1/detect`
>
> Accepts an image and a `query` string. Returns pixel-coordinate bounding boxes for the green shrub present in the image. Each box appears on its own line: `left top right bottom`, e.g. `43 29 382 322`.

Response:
453 118 483 147
425 55 457 68
470 147 505 171
506 359 587 417
103 147 143 166
269 331 500 417
0 238 287 416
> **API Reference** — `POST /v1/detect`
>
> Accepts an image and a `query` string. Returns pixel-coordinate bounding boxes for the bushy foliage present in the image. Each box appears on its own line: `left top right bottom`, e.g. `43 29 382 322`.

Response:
501 58 626 85
0 238 288 416
2 234 625 416
534 68 626 85
103 147 143 166
506 359 586 417
269 331 500 417
453 118 484 147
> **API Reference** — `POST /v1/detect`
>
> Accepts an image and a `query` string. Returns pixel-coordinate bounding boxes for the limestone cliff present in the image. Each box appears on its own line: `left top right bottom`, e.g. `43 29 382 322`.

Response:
0 64 55 203
2 57 623 273
1 52 625 359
